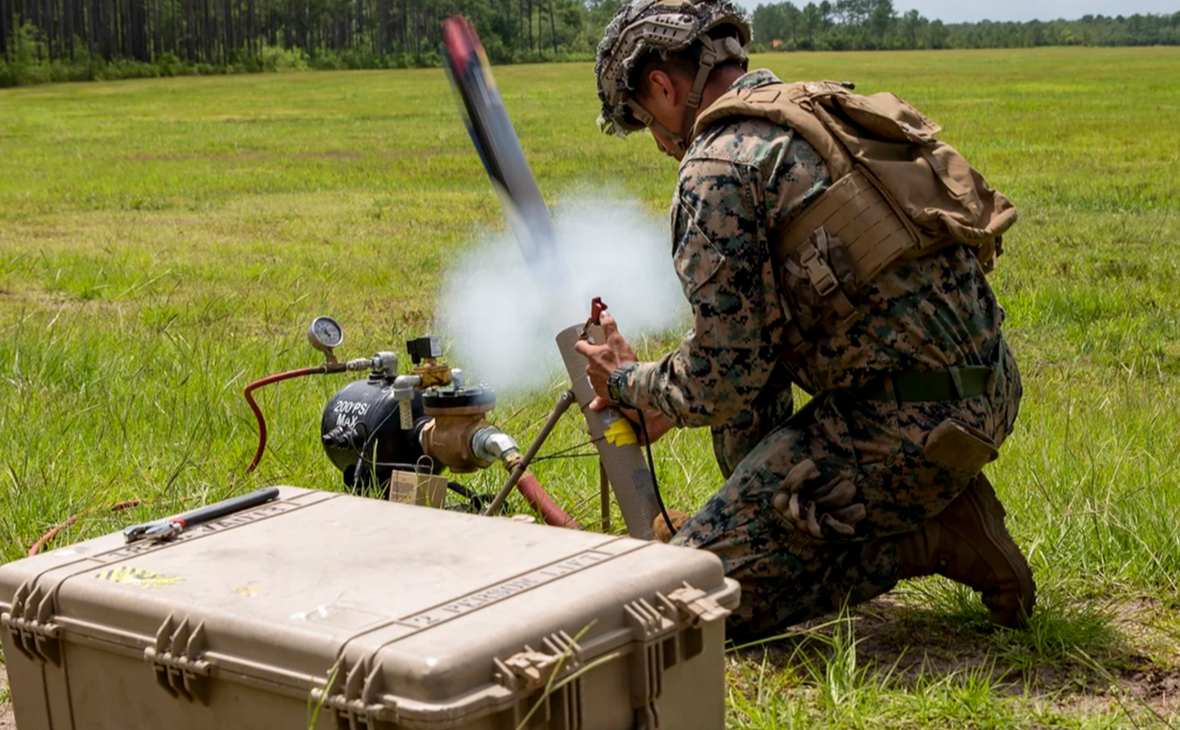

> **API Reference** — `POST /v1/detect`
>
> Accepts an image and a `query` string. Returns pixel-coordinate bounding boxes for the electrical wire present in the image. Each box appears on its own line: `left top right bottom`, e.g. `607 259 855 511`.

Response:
445 481 505 514
529 452 600 463
527 435 605 463
27 500 144 556
635 409 675 536
350 400 412 472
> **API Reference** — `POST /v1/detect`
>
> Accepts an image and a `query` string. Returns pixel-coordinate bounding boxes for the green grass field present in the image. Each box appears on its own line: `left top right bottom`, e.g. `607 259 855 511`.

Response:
2 46 1180 728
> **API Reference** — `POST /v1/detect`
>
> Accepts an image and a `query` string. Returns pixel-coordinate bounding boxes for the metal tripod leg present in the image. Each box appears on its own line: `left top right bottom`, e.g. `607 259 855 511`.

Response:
483 390 576 517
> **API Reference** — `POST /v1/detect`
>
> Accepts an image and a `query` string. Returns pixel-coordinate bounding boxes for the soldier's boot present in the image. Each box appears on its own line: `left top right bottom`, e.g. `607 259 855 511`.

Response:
896 473 1036 628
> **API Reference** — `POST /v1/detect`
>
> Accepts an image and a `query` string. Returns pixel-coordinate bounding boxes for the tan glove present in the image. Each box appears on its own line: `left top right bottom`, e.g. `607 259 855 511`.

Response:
653 509 691 543
772 459 866 539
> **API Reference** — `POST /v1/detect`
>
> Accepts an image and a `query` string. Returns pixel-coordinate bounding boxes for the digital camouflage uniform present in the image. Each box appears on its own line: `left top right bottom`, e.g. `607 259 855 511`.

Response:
612 69 1022 641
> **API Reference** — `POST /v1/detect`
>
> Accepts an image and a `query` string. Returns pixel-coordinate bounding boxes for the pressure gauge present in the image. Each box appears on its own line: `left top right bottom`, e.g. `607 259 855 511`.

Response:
307 316 344 353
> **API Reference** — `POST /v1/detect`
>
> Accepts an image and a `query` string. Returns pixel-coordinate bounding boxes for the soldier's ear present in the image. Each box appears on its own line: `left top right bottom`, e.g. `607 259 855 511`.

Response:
641 70 680 114
657 70 680 102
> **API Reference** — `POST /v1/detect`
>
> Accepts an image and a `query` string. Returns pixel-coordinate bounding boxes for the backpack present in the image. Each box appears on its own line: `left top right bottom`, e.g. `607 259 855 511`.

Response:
694 80 1017 350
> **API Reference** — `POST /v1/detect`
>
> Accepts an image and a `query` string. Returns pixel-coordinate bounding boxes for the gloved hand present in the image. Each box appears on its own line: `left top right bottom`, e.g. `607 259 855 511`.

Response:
772 459 866 539
653 509 691 543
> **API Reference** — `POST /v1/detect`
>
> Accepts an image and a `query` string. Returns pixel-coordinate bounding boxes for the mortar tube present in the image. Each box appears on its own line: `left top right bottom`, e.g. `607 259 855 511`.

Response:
555 324 660 540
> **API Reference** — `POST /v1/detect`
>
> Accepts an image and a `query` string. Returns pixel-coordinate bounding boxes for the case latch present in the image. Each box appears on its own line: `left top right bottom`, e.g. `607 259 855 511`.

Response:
624 594 681 730
668 583 731 626
2 580 62 665
503 650 560 687
496 630 584 692
310 653 400 729
494 631 585 730
144 614 212 704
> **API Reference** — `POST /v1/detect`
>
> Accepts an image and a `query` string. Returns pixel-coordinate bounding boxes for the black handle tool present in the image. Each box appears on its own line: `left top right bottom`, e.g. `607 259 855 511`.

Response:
123 487 281 544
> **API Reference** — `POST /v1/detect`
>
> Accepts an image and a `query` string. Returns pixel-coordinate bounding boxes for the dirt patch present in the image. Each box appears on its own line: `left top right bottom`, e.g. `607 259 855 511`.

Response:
292 150 364 160
1107 666 1180 718
736 592 1180 719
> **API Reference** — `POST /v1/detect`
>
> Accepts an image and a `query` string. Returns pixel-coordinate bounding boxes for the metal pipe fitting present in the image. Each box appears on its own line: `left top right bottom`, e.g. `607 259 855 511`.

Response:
483 390 576 518
419 415 494 473
370 351 399 376
392 374 422 395
342 356 375 372
471 427 519 465
392 375 422 429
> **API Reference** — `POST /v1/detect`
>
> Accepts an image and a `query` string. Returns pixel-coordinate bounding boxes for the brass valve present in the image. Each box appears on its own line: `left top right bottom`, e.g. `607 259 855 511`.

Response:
414 363 453 388
407 335 453 388
418 386 499 473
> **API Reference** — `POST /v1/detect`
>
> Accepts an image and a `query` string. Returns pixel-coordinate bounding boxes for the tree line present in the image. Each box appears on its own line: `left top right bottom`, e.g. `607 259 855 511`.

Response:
0 0 619 83
751 0 1180 51
2 0 1178 86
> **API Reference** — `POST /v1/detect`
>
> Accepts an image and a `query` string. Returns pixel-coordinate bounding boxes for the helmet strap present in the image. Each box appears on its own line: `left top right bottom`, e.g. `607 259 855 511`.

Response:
624 36 741 158
624 99 687 157
679 36 722 146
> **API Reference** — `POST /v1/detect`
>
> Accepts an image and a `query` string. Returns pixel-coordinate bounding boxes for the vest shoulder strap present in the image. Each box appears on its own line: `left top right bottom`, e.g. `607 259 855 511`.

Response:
692 79 1016 355
693 83 855 181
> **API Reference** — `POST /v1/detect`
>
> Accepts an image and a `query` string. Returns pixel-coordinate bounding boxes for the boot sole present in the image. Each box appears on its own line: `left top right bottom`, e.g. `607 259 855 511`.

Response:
961 475 1036 628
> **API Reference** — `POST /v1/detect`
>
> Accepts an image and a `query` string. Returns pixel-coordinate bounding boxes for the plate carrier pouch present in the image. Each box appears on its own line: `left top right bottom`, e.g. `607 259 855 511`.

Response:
1 487 740 730
693 80 1018 352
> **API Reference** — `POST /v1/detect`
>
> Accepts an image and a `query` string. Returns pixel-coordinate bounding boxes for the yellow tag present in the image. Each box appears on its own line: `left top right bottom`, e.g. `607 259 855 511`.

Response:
94 567 182 589
604 418 638 446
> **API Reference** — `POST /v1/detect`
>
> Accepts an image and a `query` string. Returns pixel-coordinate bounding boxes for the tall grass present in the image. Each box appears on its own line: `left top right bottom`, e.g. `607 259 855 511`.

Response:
2 47 1179 727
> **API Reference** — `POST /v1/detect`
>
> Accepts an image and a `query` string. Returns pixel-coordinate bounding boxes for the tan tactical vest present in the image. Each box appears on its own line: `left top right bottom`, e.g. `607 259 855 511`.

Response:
693 80 1018 352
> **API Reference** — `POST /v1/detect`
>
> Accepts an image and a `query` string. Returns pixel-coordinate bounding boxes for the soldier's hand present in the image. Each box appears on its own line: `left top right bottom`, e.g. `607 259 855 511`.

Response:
573 312 637 405
623 406 674 444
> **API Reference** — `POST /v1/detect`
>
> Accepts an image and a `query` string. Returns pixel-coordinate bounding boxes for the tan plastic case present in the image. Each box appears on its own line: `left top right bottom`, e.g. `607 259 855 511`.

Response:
1 487 739 729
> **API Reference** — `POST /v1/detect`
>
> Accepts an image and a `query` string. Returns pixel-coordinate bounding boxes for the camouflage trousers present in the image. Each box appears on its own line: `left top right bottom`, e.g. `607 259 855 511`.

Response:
671 346 1022 642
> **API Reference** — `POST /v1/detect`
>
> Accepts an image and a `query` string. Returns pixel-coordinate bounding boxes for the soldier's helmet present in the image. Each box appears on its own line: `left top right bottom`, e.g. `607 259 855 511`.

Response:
594 0 751 145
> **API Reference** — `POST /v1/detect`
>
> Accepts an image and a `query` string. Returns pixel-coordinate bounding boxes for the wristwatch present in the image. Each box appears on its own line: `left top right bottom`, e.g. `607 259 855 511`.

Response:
607 368 628 405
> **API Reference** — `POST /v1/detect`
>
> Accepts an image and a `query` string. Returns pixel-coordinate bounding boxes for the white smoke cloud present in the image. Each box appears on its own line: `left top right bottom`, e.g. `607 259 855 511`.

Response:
440 195 689 394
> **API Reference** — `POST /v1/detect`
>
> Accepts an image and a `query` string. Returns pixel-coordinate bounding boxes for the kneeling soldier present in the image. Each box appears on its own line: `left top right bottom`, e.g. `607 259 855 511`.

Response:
575 0 1035 642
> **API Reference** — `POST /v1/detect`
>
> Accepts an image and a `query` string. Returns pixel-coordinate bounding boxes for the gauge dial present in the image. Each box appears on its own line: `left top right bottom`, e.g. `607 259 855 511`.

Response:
307 316 344 351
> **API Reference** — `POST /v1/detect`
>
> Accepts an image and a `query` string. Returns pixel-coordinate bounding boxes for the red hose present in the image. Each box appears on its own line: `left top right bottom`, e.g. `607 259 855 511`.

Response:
516 472 580 529
244 367 327 473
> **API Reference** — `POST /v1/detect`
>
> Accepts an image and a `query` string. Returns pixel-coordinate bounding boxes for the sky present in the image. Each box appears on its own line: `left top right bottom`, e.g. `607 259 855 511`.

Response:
736 0 1180 23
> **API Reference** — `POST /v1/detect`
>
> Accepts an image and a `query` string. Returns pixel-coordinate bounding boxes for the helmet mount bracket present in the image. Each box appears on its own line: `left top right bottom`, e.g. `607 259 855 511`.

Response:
594 0 752 142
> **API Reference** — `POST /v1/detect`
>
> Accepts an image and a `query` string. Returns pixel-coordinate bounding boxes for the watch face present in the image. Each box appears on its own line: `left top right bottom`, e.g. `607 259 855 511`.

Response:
607 371 624 402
